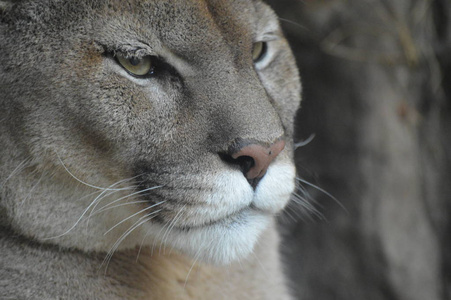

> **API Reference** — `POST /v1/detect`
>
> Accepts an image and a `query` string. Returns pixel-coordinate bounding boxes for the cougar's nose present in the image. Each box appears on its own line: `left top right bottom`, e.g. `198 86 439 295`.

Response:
220 139 285 189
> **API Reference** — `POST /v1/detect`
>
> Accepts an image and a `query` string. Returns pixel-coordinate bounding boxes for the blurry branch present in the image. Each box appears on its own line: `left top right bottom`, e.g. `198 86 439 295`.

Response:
279 0 448 97
317 0 449 102
318 0 438 68
320 24 407 65
396 19 420 67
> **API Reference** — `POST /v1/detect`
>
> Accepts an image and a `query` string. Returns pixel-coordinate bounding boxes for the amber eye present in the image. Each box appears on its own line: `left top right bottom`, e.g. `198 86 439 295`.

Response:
116 53 154 77
252 41 267 63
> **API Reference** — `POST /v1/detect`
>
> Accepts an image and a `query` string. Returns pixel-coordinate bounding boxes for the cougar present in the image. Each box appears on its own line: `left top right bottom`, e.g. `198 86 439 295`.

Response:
0 0 301 299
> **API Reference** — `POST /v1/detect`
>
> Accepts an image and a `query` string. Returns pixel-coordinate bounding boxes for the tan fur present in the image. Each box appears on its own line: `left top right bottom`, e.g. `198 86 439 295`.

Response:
0 0 301 298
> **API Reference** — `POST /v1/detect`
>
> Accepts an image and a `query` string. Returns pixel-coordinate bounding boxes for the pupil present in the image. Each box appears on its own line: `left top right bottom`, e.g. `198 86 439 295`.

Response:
129 57 140 66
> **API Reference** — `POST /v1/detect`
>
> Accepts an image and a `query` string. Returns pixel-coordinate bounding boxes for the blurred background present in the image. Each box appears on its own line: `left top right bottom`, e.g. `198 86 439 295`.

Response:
264 0 451 299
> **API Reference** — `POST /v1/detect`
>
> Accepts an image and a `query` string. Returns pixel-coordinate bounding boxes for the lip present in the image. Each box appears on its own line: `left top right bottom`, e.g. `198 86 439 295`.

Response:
248 202 274 215
171 206 252 231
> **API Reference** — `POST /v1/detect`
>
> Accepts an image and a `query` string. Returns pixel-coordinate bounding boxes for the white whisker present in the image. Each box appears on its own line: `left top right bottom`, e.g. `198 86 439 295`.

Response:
17 171 45 218
251 250 268 276
103 202 165 236
3 158 30 185
86 177 141 226
184 239 212 288
292 191 320 211
102 214 157 273
93 200 150 215
283 205 302 222
295 183 316 204
44 179 135 240
290 194 325 221
278 17 309 31
136 223 155 262
160 204 187 255
296 177 348 213
294 133 316 149
55 152 129 191
92 185 162 215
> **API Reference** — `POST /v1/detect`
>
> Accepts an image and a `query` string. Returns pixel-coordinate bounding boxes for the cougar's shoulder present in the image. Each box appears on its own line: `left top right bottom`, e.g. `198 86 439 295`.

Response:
0 0 301 299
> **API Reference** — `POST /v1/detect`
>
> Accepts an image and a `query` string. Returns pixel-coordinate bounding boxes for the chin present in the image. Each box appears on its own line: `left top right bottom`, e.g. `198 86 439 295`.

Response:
149 209 272 265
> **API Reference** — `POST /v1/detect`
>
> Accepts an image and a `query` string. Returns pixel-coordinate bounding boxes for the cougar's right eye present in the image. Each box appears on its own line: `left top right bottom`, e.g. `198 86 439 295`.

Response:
116 53 155 77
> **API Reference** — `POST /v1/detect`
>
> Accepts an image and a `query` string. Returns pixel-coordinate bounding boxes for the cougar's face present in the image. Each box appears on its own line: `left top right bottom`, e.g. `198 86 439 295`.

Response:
0 0 300 264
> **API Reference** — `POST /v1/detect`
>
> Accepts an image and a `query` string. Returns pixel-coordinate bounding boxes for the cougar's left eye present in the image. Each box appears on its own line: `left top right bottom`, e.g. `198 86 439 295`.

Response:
116 53 154 77
252 41 267 63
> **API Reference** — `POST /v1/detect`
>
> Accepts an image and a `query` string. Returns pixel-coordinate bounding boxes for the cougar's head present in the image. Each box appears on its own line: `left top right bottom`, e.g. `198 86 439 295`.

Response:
0 0 300 264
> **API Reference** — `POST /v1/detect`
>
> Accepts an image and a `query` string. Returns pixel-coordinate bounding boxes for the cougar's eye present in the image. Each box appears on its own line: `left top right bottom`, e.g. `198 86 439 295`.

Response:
252 41 267 63
116 53 154 77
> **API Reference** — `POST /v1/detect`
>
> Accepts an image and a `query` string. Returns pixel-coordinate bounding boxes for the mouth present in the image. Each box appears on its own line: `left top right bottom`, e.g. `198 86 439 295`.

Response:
132 163 294 234
157 206 253 232
134 185 284 233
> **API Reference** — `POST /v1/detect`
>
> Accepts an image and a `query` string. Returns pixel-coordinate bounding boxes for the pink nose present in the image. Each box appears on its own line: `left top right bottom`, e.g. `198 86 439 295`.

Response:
231 139 285 180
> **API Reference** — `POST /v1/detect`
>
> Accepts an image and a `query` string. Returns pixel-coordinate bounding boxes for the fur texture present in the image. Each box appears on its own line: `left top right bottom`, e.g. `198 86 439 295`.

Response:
0 0 301 298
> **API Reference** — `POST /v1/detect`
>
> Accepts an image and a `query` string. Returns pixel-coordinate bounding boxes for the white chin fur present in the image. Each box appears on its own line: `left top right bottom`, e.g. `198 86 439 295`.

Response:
150 210 270 265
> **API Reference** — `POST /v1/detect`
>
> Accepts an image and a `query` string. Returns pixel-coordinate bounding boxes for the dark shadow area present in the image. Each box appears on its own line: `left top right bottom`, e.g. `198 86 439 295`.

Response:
267 1 451 299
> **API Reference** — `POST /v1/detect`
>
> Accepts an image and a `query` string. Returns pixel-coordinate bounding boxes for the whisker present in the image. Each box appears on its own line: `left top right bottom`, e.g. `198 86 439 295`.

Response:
85 188 132 230
93 200 150 215
17 170 45 218
152 223 169 257
294 133 316 149
102 214 157 273
184 239 212 288
290 194 325 221
278 17 309 31
296 177 348 213
55 152 129 191
92 185 162 215
167 206 190 256
3 158 30 184
283 205 303 223
103 202 166 236
44 180 135 240
160 204 187 255
136 223 156 262
295 183 320 208
86 178 142 225
293 190 323 212
251 250 269 277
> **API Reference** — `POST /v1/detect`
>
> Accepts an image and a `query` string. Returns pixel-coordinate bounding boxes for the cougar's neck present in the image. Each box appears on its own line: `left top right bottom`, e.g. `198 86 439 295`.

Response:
107 220 290 299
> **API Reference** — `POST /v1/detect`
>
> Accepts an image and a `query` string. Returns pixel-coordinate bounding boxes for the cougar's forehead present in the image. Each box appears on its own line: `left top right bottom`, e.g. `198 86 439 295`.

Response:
93 0 262 66
152 0 254 41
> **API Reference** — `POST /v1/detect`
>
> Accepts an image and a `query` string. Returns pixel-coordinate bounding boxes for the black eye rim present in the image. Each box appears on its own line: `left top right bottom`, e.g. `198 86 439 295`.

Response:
253 41 268 63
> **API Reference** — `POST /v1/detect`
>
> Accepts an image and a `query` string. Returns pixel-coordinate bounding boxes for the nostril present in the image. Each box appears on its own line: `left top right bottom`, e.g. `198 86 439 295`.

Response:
234 155 255 175
218 153 255 175
218 138 285 188
218 153 261 189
